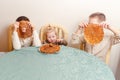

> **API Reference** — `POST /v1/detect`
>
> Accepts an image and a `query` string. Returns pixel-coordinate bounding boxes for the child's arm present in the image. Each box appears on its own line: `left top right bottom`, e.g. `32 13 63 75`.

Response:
71 22 87 44
28 22 41 47
32 30 42 47
100 22 120 44
12 23 21 50
108 27 119 36
70 23 86 49
108 27 120 45
100 22 119 35
56 39 68 46
75 22 88 34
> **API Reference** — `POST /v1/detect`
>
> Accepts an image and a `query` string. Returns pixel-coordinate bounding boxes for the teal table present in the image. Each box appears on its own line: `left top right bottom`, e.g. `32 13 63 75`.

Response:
0 46 115 80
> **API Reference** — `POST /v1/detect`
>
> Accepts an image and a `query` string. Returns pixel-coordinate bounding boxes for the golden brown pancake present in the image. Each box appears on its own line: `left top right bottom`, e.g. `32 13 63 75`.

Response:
84 24 104 45
40 43 60 54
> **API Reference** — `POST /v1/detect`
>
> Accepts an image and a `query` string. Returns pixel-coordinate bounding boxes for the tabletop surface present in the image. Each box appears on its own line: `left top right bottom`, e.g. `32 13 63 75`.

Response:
0 46 115 80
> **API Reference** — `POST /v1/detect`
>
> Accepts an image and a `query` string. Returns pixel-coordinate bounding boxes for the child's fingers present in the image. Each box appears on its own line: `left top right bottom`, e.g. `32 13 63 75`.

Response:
78 23 83 28
83 23 88 27
13 22 19 31
14 22 19 27
28 22 35 30
57 39 63 42
99 22 109 29
57 39 60 42
28 22 32 27
79 22 87 29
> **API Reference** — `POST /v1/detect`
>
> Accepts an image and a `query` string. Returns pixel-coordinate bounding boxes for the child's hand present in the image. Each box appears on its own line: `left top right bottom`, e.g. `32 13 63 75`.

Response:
56 39 63 43
13 22 19 31
99 22 110 29
100 22 119 35
75 22 88 34
78 22 88 29
28 22 35 31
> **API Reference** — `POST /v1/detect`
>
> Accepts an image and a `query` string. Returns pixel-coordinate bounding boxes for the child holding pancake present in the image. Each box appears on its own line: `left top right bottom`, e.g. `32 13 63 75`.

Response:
42 26 67 46
71 12 120 62
12 16 41 50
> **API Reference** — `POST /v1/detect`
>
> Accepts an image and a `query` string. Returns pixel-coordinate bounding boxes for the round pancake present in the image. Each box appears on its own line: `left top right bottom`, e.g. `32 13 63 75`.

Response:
84 24 104 45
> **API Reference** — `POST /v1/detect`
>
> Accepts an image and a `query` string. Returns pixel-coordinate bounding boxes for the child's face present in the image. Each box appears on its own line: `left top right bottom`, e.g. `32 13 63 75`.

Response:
47 31 57 43
89 16 102 24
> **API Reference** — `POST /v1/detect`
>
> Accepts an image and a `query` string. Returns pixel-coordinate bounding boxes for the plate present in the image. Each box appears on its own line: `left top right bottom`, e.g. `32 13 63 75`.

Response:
39 43 60 54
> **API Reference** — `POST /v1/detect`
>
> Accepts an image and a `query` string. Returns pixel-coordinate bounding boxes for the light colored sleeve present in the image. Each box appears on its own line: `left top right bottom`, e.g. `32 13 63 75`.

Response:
71 33 81 44
32 30 41 47
70 28 84 44
71 32 85 44
112 33 120 45
70 32 85 49
12 31 21 50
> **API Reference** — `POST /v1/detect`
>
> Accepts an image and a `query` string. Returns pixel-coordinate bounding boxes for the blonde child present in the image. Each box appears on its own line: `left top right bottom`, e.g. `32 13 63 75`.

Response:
43 26 67 46
71 12 120 62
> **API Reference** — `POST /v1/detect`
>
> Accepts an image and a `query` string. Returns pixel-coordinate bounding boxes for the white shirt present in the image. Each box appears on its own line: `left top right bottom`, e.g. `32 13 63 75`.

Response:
12 30 41 50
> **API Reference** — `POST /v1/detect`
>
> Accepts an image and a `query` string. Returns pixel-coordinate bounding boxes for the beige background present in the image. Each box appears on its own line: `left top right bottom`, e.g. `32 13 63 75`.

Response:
0 0 120 79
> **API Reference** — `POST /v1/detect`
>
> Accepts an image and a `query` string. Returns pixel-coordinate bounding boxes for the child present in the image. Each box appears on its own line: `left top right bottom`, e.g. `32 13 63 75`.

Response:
12 16 41 50
43 26 67 46
71 12 120 62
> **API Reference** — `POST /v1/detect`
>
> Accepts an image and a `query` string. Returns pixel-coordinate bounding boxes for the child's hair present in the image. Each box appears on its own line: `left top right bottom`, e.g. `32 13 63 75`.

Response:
16 16 30 22
45 25 58 37
89 12 106 21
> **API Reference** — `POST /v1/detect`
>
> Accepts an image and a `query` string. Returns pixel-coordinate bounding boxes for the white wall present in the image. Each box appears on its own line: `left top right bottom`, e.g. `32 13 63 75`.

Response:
0 0 120 78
